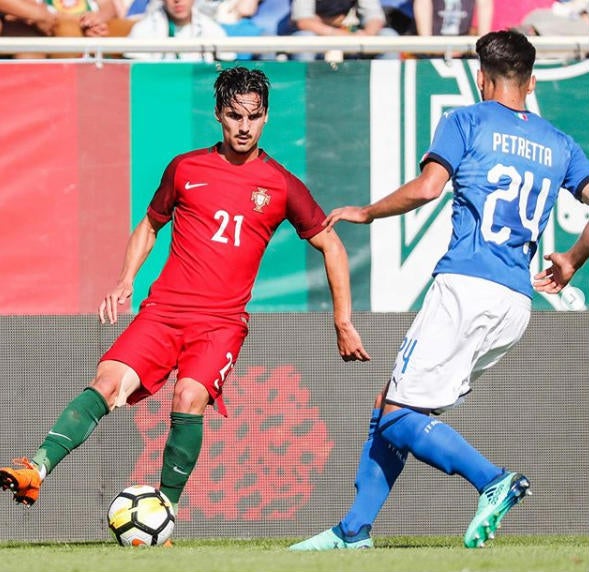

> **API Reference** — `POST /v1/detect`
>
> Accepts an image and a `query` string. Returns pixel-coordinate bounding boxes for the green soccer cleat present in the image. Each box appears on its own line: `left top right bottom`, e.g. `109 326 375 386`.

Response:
464 471 531 548
288 524 374 551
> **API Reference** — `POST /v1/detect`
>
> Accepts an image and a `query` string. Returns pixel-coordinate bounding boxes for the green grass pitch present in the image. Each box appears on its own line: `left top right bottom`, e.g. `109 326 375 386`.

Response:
0 536 587 572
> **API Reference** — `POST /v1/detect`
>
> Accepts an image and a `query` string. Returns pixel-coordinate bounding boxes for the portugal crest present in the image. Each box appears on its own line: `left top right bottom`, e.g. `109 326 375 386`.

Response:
251 188 271 213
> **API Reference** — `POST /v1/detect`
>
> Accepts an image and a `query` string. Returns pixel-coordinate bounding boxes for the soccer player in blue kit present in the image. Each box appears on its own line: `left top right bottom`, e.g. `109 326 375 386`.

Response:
290 30 589 550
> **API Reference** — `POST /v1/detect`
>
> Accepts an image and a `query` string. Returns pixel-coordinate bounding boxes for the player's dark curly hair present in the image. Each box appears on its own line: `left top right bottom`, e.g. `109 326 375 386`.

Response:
476 30 536 85
214 67 270 112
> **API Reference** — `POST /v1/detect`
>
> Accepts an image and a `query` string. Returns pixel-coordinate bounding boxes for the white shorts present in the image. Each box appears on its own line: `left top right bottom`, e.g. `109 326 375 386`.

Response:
385 273 531 413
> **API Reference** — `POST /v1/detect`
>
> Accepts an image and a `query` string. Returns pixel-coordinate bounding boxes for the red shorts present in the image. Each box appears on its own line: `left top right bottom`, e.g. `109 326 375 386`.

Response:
100 310 249 416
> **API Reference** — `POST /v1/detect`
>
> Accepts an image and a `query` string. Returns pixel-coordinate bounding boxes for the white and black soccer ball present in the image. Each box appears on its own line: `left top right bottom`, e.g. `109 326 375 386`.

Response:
107 485 175 546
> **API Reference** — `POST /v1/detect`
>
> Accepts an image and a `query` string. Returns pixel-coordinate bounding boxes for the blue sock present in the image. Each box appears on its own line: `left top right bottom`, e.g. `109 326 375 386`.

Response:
340 408 408 537
379 408 502 493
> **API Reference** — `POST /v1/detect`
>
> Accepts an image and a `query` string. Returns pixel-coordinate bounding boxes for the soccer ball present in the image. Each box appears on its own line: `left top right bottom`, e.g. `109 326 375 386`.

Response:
107 485 175 546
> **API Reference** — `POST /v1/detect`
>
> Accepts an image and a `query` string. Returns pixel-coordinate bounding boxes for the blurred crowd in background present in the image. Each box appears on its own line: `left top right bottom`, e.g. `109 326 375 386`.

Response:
0 0 587 60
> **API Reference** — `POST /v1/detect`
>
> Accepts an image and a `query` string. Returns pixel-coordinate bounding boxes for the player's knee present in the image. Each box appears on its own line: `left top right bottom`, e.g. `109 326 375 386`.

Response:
91 361 140 410
172 378 209 414
89 375 120 410
379 408 429 450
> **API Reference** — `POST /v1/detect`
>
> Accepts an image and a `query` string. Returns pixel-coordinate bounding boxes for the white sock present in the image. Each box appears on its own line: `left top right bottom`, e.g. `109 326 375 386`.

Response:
37 464 47 480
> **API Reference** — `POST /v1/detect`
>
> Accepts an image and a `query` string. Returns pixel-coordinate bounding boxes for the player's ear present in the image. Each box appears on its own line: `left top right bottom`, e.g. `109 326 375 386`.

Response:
214 108 221 122
527 75 536 94
476 69 484 91
264 111 269 124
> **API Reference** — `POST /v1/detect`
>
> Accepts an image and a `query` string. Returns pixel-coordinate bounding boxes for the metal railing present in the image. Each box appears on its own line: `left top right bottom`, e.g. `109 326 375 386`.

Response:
0 35 587 62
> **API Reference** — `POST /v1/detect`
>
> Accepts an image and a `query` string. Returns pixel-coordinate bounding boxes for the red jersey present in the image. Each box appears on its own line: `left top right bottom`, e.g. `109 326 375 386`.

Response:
144 144 326 315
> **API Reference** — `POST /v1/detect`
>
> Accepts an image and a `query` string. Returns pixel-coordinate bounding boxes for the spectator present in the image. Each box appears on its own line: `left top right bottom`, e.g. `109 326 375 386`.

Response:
197 0 263 59
0 0 133 57
413 0 493 36
251 0 291 35
125 0 236 61
517 0 588 37
381 0 415 34
288 0 399 61
0 0 58 51
55 0 135 37
198 0 259 24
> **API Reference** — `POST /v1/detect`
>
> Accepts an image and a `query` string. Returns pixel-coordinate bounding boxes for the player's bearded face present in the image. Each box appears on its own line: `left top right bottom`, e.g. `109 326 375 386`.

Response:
217 94 268 157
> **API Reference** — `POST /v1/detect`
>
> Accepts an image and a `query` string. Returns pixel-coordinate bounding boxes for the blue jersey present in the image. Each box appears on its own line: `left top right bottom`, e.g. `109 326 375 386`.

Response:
423 100 589 298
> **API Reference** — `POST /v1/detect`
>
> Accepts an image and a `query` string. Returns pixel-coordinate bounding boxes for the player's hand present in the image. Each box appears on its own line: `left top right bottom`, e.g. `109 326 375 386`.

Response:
99 282 133 325
335 322 371 362
533 253 576 294
323 206 372 232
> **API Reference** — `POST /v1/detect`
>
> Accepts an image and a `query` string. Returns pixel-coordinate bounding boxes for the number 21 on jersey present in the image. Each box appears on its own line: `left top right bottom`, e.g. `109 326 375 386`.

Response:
212 210 244 247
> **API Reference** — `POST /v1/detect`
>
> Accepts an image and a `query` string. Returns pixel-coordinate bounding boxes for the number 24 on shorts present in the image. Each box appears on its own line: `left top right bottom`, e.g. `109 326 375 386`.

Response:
398 337 417 374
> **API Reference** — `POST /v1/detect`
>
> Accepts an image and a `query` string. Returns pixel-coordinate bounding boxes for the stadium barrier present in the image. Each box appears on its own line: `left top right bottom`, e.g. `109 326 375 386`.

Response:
0 35 588 61
0 313 587 541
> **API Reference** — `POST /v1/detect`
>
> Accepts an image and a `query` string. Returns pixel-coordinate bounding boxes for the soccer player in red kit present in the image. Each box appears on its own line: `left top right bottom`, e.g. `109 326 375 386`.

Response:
0 67 370 520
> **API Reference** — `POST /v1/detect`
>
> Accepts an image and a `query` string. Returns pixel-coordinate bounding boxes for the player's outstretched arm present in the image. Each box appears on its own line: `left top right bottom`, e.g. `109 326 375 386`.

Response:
308 228 371 363
99 215 164 325
323 161 449 232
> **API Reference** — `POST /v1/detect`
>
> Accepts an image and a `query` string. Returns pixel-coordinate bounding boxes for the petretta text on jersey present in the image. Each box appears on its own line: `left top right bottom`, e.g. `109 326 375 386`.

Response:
492 132 552 167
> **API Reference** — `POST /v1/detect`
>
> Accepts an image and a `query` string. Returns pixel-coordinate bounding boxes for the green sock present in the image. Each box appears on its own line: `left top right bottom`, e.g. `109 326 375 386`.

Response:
32 387 109 475
159 412 203 508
